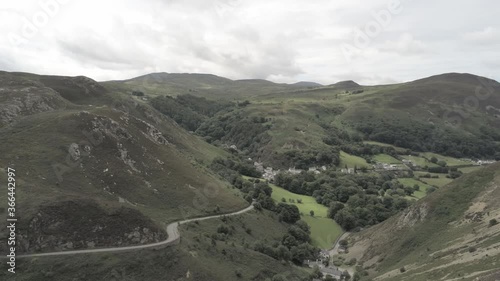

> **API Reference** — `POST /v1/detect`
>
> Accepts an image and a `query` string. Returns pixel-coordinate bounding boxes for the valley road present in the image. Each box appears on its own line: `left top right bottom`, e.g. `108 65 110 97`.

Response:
17 204 255 258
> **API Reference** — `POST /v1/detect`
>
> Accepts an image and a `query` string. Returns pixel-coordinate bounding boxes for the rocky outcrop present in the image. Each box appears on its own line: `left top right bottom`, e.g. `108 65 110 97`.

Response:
18 200 166 253
0 87 67 126
395 202 429 229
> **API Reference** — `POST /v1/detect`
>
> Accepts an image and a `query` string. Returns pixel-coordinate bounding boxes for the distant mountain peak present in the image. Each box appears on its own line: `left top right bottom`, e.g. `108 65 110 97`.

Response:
292 81 323 87
331 80 360 88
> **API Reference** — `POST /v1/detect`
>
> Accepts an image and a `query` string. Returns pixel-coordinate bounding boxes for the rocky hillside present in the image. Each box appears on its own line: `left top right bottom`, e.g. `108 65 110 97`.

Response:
342 162 500 281
0 71 247 254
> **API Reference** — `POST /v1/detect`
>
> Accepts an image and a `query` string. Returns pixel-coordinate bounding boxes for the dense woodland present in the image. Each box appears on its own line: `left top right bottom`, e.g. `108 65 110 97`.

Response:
274 171 413 231
350 116 500 159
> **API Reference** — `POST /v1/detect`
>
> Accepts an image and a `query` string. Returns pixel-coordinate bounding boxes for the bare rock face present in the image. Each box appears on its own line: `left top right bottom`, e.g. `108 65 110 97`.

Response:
145 123 168 145
0 86 68 126
18 200 166 253
396 202 429 229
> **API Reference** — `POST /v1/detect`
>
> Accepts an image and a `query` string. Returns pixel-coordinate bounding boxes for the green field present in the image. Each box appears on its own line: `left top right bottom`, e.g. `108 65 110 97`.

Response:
373 154 401 164
421 152 473 167
340 151 370 169
414 171 454 187
269 183 342 248
401 155 439 168
397 178 434 199
363 141 394 147
459 166 483 173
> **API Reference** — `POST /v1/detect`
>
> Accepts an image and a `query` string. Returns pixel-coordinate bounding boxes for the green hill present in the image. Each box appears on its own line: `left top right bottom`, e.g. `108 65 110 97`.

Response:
0 71 322 280
342 162 500 280
2 70 499 280
0 71 247 255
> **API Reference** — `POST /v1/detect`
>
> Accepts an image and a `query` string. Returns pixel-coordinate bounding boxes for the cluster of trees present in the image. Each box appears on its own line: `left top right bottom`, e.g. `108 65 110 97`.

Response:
280 148 340 169
150 94 232 131
322 124 361 146
352 116 500 158
274 171 412 231
426 165 463 178
210 157 261 179
197 111 272 155
341 143 402 160
253 220 318 264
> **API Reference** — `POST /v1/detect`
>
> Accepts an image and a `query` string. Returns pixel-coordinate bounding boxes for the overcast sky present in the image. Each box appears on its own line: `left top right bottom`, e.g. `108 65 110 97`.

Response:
1 0 499 85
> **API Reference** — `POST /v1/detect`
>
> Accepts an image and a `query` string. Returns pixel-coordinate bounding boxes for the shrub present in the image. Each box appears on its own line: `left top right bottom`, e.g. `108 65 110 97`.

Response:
489 219 498 227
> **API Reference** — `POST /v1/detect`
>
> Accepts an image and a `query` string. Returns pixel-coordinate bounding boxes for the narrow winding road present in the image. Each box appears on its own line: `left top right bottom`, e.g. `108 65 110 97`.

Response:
17 204 254 258
328 231 350 256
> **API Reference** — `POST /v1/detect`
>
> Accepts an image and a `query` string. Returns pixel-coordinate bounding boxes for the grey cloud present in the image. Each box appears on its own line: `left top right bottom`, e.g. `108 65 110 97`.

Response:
0 0 499 84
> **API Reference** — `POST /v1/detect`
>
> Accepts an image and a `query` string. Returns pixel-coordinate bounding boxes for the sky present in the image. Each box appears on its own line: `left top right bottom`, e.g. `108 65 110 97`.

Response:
0 0 499 85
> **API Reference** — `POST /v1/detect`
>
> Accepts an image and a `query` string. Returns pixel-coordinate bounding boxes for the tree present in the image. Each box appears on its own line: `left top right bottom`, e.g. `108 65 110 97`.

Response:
328 202 345 219
342 270 351 280
253 202 262 211
334 209 357 230
404 186 415 196
325 276 336 281
276 203 301 223
490 219 498 227
310 265 322 279
437 160 447 167
217 224 230 235
310 210 315 217
430 156 438 163
339 239 348 248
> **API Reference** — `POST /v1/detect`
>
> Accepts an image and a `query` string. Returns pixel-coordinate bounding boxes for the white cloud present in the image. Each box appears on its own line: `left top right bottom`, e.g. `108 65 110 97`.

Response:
463 27 500 44
379 33 430 55
0 0 499 84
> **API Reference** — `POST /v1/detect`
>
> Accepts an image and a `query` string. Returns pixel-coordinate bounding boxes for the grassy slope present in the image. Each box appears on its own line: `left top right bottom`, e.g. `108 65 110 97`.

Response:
373 154 401 164
414 172 454 187
344 163 500 281
269 183 343 248
397 178 434 199
104 73 313 100
340 151 370 169
109 73 500 174
0 210 311 281
0 72 247 254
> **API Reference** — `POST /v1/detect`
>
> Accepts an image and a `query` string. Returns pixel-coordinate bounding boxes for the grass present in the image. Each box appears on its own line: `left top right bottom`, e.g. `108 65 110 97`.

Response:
397 178 434 199
301 216 343 249
269 183 329 217
373 154 401 164
0 78 248 253
401 155 439 168
421 152 473 167
419 177 453 187
349 164 499 281
363 141 394 147
339 151 370 169
2 210 311 281
269 183 342 248
459 166 483 173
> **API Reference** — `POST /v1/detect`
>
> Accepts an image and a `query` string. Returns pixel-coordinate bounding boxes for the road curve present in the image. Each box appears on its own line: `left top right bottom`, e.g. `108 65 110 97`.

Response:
328 231 350 256
17 204 254 258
